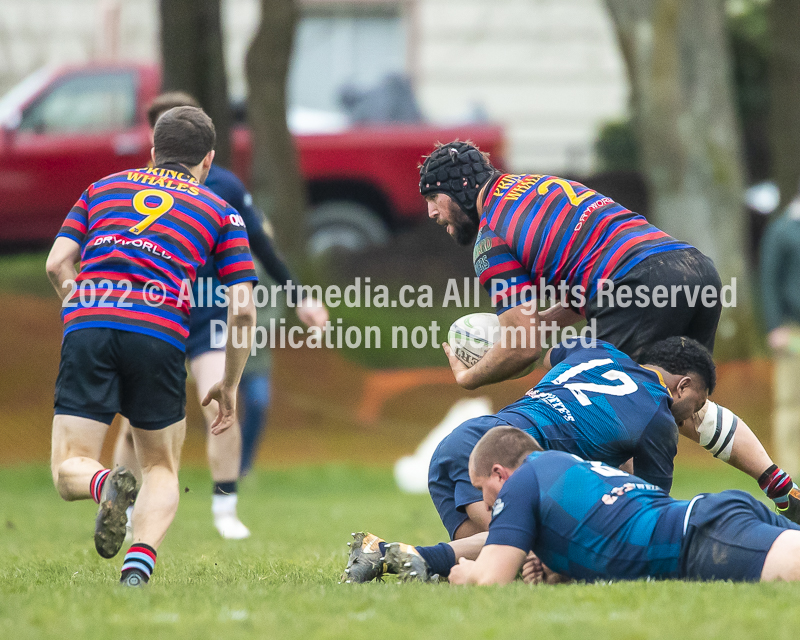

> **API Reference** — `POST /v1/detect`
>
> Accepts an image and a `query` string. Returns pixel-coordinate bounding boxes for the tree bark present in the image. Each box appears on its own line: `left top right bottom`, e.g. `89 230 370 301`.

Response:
245 0 306 261
769 0 800 205
159 0 232 168
605 0 754 359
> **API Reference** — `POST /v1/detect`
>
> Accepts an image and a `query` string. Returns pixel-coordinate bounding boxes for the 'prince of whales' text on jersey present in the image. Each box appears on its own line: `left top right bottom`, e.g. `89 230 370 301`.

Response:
486 450 690 581
57 165 258 351
474 174 691 313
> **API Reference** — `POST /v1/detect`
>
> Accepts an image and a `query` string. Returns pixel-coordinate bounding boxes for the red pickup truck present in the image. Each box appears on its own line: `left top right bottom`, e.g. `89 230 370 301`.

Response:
0 63 504 253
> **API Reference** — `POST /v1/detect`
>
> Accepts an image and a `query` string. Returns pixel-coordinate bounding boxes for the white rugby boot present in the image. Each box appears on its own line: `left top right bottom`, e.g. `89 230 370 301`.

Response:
212 494 251 539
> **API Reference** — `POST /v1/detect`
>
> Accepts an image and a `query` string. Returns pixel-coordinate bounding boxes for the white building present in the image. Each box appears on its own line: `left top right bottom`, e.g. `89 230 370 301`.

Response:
0 0 629 173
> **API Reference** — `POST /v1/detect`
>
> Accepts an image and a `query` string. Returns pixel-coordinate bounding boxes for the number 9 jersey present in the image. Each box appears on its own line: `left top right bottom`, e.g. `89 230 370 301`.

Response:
496 339 678 491
56 164 258 351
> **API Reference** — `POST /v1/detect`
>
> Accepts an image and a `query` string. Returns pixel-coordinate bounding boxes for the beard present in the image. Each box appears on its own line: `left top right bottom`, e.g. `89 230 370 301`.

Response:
452 217 479 245
446 201 479 245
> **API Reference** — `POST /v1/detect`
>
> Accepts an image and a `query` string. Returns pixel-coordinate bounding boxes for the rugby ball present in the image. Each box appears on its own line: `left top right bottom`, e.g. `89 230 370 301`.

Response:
447 313 501 368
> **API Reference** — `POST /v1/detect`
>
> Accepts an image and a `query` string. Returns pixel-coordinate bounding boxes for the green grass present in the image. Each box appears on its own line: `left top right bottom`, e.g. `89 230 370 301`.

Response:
0 251 51 297
2 462 800 639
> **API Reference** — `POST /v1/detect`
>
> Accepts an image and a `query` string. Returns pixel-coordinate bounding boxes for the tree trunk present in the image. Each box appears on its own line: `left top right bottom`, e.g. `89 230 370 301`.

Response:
605 0 754 359
245 0 306 262
159 0 232 168
769 0 800 206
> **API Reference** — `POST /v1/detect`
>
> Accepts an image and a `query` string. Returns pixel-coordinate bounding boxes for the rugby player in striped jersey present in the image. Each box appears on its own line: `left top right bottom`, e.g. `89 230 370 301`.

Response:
419 141 800 522
46 106 257 586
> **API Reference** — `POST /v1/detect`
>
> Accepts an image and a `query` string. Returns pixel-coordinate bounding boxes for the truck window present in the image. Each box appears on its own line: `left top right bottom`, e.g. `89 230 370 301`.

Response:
18 71 136 135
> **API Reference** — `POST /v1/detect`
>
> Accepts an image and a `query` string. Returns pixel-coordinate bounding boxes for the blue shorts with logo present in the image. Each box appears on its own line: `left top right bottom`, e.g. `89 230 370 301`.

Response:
428 415 513 539
680 490 800 581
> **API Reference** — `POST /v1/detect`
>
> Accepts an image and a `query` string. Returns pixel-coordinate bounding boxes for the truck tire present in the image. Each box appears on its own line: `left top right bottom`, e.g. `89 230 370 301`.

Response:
307 200 390 256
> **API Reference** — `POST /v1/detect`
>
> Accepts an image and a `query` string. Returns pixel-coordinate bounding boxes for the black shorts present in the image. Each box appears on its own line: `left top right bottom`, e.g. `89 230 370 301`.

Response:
54 327 187 430
585 248 722 360
680 491 800 582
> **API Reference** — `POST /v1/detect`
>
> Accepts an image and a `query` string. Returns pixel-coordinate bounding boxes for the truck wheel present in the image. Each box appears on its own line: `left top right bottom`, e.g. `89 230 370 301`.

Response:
307 201 390 256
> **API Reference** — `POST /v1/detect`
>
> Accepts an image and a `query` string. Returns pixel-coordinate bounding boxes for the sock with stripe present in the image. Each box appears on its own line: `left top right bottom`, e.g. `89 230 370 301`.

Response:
759 464 796 509
414 543 457 577
90 469 111 504
121 544 157 583
213 481 237 496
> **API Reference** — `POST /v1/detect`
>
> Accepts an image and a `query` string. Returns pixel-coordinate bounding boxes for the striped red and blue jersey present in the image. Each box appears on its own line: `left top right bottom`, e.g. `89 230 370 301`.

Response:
474 174 691 314
56 164 258 351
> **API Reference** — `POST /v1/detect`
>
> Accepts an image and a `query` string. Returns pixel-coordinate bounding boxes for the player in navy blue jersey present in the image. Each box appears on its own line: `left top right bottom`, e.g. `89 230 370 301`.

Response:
428 337 709 542
340 337 800 583
112 93 328 540
448 428 800 585
341 337 715 583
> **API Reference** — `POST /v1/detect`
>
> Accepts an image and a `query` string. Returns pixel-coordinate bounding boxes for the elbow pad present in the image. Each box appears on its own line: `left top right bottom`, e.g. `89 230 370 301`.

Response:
697 401 739 462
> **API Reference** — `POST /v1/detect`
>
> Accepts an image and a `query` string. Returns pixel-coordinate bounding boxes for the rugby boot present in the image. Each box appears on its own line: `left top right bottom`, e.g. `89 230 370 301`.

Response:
120 569 148 588
383 542 438 583
340 532 386 583
95 467 137 559
778 486 800 524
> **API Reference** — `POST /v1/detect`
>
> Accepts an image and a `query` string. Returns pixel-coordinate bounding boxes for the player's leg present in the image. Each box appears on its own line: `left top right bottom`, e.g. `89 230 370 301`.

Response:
128 420 185 546
121 419 186 586
342 419 504 584
761 530 800 581
114 331 188 585
52 328 139 562
682 490 800 582
383 531 489 582
111 417 142 541
53 415 138 560
189 349 249 539
340 530 490 584
457 502 491 537
51 414 109 500
239 370 271 476
112 417 142 482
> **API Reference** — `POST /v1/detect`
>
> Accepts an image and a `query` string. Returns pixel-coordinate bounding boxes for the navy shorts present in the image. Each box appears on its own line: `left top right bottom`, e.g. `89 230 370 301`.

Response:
54 327 186 430
680 490 800 582
428 415 513 539
185 304 226 361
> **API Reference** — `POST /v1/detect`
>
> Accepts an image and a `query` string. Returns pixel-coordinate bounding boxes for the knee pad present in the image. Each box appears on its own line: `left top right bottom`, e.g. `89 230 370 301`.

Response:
697 401 739 462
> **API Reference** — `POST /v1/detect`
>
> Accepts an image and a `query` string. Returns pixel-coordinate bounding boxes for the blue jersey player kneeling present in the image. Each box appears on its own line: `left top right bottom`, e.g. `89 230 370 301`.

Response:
448 427 800 585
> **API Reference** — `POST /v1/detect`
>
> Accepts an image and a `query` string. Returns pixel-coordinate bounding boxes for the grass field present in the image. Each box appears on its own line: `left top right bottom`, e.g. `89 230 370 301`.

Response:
3 461 800 640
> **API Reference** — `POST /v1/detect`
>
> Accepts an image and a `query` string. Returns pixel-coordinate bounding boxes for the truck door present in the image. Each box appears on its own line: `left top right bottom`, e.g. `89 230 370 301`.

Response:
0 69 150 244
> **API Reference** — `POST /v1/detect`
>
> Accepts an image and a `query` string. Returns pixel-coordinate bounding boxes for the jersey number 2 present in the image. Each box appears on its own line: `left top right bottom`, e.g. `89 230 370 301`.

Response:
129 189 175 235
551 358 638 406
537 177 594 207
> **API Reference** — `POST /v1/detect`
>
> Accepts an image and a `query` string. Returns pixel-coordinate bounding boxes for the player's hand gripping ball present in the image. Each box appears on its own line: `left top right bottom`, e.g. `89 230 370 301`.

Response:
447 312 537 378
447 313 501 367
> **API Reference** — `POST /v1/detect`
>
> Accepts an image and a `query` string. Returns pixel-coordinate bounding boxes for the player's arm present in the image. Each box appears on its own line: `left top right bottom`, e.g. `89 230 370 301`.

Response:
679 402 775 482
448 544 527 585
444 299 541 390
539 302 582 328
203 282 256 435
238 196 328 329
633 415 677 492
45 237 81 301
